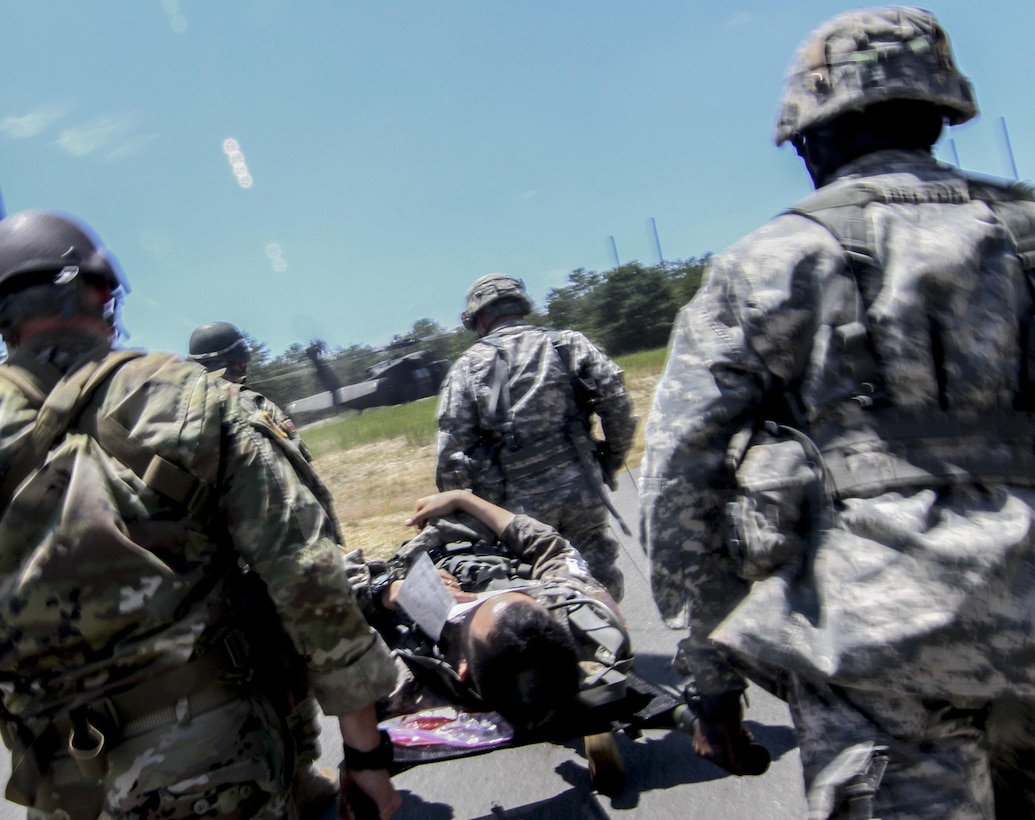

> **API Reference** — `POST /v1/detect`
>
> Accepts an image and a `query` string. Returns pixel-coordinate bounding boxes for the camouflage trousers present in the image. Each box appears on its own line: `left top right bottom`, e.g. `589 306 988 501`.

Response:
287 695 323 767
504 463 625 601
23 694 297 820
789 677 1035 820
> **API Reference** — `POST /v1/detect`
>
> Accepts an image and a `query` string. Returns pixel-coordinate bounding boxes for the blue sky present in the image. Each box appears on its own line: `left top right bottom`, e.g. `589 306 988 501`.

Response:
1 1 1032 358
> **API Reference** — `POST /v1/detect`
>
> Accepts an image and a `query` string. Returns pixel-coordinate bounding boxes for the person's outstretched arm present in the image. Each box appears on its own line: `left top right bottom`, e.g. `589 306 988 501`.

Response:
406 489 514 537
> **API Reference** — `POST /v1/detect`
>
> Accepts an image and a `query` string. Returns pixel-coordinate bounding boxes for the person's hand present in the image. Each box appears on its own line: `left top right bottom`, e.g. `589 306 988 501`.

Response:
405 490 469 531
379 580 405 611
339 766 401 820
381 572 475 610
437 570 476 603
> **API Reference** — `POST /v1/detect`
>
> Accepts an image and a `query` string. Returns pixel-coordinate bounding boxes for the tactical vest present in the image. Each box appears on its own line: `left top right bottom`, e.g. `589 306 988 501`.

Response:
474 329 629 532
771 173 1035 501
725 174 1035 585
474 328 587 480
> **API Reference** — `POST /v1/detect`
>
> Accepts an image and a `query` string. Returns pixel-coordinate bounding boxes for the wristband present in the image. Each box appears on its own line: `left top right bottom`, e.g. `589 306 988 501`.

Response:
342 729 394 771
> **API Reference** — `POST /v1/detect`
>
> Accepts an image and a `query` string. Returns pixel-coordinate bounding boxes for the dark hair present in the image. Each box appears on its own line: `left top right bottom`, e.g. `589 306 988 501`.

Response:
465 599 579 732
793 99 946 187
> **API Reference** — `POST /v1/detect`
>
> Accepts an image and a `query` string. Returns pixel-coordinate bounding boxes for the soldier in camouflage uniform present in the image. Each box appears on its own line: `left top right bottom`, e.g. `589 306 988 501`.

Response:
0 211 401 819
436 273 636 601
640 7 1035 818
188 320 340 817
188 321 316 469
188 320 252 385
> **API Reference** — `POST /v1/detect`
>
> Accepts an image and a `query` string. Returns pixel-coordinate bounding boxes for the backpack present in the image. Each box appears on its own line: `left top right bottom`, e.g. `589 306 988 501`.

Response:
0 349 225 684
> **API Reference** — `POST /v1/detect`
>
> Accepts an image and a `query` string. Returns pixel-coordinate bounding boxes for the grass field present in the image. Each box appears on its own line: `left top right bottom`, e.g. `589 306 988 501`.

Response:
306 346 666 558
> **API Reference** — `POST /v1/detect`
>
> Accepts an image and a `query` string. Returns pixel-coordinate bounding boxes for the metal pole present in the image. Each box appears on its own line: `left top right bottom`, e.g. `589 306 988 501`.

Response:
648 217 663 265
998 117 1020 181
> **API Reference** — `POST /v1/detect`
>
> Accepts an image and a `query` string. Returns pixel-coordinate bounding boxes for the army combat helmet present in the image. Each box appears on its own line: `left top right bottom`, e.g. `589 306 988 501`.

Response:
461 273 533 333
775 6 977 147
0 211 128 345
188 321 250 383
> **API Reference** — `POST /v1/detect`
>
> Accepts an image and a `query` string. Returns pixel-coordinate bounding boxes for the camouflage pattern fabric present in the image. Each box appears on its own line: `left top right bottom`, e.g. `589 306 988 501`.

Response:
436 320 636 598
0 345 396 817
788 681 1035 820
345 514 631 718
640 149 1035 815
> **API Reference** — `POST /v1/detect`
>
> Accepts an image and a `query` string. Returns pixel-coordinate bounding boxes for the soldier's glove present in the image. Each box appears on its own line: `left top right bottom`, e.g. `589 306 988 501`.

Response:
681 685 770 776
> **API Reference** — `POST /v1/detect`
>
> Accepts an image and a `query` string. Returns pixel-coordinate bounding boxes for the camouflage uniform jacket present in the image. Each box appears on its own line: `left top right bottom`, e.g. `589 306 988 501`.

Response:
0 345 396 721
345 514 631 717
436 320 635 497
640 149 1035 699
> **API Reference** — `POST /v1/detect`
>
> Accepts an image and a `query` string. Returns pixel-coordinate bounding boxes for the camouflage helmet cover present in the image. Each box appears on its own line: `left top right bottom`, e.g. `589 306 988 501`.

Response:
775 6 977 146
188 321 250 368
461 273 532 330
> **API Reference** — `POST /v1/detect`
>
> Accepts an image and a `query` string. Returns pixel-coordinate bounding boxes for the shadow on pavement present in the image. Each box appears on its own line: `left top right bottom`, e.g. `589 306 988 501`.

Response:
470 786 612 819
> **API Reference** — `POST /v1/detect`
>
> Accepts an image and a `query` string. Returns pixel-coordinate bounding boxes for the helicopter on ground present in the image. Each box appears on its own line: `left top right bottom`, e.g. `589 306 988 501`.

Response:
286 337 452 416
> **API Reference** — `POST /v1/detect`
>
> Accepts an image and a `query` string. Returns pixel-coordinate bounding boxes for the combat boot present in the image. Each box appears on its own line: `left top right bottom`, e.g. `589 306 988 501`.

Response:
680 684 771 776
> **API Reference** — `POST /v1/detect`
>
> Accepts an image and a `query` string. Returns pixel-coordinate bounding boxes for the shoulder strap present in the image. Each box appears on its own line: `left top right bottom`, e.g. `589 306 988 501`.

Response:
784 183 887 413
0 349 144 509
786 181 882 292
984 200 1035 274
977 186 1035 405
475 336 515 444
547 329 599 424
92 412 215 518
547 329 571 373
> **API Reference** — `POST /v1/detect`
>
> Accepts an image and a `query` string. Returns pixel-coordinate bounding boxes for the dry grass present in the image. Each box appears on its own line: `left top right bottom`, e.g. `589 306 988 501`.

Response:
314 438 440 559
309 353 662 559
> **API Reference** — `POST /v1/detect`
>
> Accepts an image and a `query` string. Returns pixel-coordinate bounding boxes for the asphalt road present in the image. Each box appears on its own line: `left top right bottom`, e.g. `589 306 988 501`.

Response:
0 469 808 819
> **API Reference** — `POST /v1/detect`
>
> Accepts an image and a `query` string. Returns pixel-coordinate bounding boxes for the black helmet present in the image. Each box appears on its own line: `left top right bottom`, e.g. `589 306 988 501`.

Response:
0 211 128 341
188 321 250 380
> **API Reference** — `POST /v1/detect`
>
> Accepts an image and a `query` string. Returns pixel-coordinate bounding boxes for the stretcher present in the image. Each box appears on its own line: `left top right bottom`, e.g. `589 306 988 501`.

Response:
379 668 688 795
341 666 774 818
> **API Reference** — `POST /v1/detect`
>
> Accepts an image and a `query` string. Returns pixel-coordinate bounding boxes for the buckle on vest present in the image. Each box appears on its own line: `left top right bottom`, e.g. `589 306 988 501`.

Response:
67 698 118 780
223 629 251 671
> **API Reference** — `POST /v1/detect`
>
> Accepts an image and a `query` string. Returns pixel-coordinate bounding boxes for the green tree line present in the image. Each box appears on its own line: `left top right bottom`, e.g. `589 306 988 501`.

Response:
246 256 708 411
